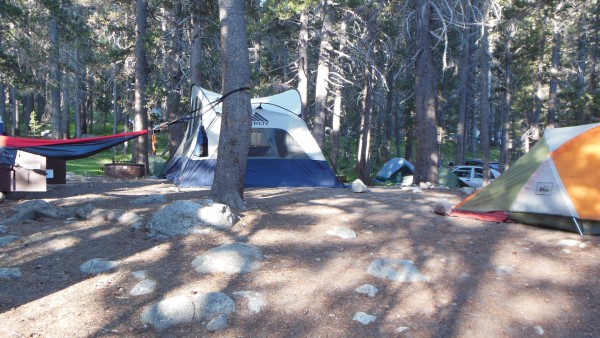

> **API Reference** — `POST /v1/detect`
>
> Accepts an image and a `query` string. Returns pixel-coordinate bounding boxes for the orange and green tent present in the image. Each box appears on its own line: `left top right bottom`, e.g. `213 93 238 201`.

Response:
452 123 600 235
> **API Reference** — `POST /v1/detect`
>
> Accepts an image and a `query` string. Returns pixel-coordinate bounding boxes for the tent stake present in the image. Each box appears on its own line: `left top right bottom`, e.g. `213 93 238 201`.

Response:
572 217 584 236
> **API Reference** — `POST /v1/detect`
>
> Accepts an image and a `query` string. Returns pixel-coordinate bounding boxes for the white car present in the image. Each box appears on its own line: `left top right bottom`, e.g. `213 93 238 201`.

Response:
452 165 501 189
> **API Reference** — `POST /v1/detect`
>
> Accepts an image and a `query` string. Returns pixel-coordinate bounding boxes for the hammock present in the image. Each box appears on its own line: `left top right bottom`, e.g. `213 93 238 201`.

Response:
0 130 148 166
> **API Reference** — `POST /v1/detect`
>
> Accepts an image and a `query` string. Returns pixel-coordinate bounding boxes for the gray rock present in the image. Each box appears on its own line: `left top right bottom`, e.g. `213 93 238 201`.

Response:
141 292 235 332
206 314 229 331
434 198 453 215
118 212 143 226
75 204 95 219
367 258 429 283
411 187 424 194
419 182 433 189
88 209 119 222
131 270 149 280
192 292 236 322
141 295 195 332
232 291 267 313
326 226 357 239
3 200 65 224
0 267 22 280
396 326 409 333
355 284 378 297
79 258 119 275
0 235 20 247
353 312 377 325
557 239 582 247
460 187 474 195
351 179 369 193
130 278 157 296
192 242 263 275
130 194 167 205
147 200 237 237
0 225 8 233
495 265 514 277
0 192 5 203
534 326 545 335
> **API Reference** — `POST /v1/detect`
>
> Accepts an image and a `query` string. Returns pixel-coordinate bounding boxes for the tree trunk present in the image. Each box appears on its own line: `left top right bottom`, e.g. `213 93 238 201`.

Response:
501 22 515 172
134 0 149 172
209 0 252 210
414 0 438 184
190 2 203 87
480 1 492 186
113 65 119 136
356 6 377 183
49 17 62 140
167 1 185 157
532 18 546 144
297 10 309 120
455 26 472 166
62 82 70 139
547 17 561 129
0 82 6 130
75 50 82 138
332 86 342 170
10 86 18 136
313 1 333 147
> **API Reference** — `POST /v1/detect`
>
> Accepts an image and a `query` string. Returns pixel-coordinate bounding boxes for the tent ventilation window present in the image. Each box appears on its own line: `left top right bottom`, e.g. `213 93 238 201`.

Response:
249 128 309 159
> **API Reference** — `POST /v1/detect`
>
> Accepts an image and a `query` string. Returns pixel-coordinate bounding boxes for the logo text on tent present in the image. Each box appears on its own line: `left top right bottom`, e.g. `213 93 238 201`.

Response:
252 113 269 126
535 182 553 196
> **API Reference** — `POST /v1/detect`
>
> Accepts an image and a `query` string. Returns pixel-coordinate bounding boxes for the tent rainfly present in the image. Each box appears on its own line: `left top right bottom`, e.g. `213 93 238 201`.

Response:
375 157 414 185
452 123 600 235
160 85 342 188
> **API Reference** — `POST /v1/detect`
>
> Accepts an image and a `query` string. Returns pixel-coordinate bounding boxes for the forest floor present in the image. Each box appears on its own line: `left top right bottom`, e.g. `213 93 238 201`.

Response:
1 177 599 338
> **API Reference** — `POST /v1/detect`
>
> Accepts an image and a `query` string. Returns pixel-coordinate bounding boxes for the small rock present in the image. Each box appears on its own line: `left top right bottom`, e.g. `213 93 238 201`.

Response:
192 242 263 275
367 258 429 283
411 187 424 194
206 314 229 331
141 295 195 332
557 239 581 247
495 265 514 277
130 194 167 205
326 226 357 239
434 198 453 215
419 182 432 189
459 187 474 195
0 267 22 280
396 326 409 333
534 326 544 335
355 284 378 297
0 235 20 247
351 179 369 193
232 291 267 314
353 312 376 325
80 258 119 275
131 270 149 280
118 212 143 226
130 279 157 296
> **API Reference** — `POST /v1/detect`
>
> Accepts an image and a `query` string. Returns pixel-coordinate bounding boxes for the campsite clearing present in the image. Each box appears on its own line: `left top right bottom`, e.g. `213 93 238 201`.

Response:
1 177 600 337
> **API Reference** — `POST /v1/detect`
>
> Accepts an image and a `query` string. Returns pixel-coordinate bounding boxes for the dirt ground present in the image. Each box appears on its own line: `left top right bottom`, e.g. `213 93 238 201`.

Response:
1 177 599 338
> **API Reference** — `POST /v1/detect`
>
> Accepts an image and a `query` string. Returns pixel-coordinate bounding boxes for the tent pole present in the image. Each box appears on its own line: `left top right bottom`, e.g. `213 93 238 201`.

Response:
572 217 584 236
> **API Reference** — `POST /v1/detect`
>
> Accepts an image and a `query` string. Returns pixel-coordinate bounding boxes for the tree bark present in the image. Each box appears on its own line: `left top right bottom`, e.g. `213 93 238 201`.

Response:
0 82 6 129
547 17 561 129
501 22 515 172
49 17 62 140
356 6 377 183
297 10 309 120
414 0 438 184
313 1 333 147
480 1 492 186
166 1 185 157
134 0 149 171
455 26 473 166
209 0 252 210
10 86 18 136
190 1 204 87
